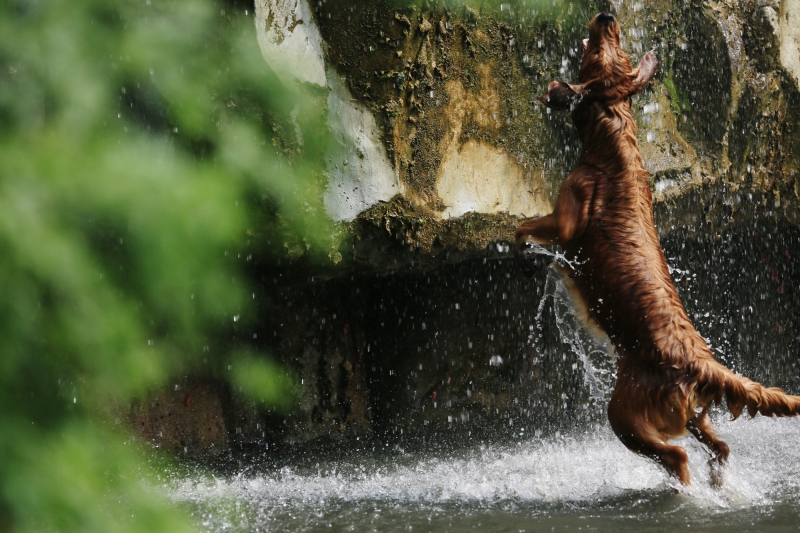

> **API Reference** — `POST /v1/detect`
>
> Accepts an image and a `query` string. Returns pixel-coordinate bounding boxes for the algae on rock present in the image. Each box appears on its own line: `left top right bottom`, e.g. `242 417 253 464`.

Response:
254 0 800 258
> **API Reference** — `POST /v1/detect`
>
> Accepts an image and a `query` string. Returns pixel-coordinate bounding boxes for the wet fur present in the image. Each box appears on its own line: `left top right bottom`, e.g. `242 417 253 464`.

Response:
516 13 800 485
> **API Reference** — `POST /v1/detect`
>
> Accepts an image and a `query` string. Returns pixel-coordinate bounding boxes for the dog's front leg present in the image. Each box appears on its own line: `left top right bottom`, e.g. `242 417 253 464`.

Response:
540 80 585 110
515 165 596 249
515 213 561 246
515 213 563 277
630 51 658 95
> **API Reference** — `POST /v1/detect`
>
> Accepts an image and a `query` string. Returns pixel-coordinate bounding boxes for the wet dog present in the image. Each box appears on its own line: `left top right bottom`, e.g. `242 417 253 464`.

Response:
515 13 800 485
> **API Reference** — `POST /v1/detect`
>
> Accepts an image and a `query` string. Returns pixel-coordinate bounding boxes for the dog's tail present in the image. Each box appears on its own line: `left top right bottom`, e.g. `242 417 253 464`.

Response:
704 361 800 419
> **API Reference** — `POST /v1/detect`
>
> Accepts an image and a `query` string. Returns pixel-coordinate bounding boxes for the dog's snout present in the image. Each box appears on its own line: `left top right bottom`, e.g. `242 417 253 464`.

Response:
597 12 616 24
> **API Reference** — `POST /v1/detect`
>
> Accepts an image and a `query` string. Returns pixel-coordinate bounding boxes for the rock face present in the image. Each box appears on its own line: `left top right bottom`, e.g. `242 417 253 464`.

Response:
233 217 800 449
254 0 800 247
135 0 800 455
779 0 800 86
127 378 230 455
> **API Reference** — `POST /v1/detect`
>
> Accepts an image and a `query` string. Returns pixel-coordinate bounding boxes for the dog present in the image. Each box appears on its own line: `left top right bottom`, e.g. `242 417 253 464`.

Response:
515 13 800 485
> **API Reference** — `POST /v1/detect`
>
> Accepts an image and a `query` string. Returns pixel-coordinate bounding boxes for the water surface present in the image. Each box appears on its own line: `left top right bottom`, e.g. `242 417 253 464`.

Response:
171 415 800 532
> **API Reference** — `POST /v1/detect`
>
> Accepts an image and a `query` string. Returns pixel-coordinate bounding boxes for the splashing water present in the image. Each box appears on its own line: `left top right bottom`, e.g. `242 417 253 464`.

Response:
168 255 800 530
531 256 616 400
167 250 800 532
519 241 583 270
171 416 800 532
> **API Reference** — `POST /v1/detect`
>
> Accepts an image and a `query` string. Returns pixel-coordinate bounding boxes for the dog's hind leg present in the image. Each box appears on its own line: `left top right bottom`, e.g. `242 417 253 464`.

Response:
645 438 691 485
614 425 691 484
608 395 691 484
687 413 729 486
687 413 730 463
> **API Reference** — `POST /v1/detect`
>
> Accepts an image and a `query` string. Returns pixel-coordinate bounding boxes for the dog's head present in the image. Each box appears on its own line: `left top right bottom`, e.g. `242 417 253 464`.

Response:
579 13 630 90
540 13 657 112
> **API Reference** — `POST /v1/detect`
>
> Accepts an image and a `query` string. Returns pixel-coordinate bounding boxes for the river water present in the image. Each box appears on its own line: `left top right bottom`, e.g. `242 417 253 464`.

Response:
171 414 800 532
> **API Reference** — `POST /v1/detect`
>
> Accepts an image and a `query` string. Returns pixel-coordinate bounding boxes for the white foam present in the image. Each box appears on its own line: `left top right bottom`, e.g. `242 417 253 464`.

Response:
171 416 800 513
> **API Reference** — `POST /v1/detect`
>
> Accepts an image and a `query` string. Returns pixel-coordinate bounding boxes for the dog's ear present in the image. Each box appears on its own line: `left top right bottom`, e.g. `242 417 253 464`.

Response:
628 51 658 95
540 80 586 111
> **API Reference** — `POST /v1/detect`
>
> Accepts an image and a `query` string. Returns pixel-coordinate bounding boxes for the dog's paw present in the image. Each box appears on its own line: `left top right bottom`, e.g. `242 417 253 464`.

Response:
540 80 582 110
640 51 658 78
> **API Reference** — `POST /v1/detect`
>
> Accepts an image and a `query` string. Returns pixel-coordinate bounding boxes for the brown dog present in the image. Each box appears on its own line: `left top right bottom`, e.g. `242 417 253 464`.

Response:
516 13 800 485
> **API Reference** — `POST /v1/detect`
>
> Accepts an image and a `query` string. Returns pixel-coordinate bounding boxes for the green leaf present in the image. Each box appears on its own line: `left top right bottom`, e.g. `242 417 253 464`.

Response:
230 353 296 408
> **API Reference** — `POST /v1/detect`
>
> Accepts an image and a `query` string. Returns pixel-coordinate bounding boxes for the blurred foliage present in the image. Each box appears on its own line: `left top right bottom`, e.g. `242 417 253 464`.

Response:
231 353 297 407
0 0 334 530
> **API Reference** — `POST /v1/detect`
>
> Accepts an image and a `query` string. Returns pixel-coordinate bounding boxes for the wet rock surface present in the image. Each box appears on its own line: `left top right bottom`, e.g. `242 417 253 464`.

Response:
133 0 800 458
127 378 230 455
253 0 800 246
